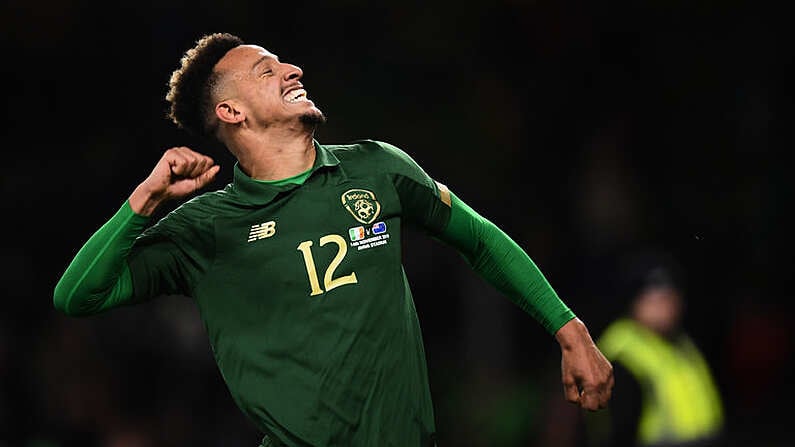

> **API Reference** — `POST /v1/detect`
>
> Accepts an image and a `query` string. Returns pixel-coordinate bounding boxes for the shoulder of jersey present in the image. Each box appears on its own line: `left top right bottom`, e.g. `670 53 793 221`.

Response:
168 187 242 220
325 139 382 158
325 139 410 174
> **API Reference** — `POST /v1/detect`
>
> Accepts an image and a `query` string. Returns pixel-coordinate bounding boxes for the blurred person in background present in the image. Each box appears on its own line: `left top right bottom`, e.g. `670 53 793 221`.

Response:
53 32 613 446
586 251 724 447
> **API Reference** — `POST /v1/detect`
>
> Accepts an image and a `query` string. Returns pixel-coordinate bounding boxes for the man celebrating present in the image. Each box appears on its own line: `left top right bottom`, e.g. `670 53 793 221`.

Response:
54 32 613 446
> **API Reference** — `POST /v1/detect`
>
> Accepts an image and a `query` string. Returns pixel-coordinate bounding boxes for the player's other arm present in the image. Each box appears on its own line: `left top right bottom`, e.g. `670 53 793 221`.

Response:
53 147 219 316
437 191 614 411
374 139 613 409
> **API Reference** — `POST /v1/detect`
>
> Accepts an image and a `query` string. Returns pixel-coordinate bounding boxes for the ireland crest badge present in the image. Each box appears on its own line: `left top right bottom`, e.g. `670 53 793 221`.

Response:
341 189 381 224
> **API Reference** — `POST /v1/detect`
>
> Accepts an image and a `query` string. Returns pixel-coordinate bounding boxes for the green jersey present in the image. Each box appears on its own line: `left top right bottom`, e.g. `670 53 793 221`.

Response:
54 139 575 447
129 140 450 445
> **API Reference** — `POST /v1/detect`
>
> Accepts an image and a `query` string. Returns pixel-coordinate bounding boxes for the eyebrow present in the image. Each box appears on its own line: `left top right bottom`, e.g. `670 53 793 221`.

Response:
252 54 279 71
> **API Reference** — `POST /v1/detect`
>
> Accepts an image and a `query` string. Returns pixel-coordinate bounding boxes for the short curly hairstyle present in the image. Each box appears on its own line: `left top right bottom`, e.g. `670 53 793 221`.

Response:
165 32 244 138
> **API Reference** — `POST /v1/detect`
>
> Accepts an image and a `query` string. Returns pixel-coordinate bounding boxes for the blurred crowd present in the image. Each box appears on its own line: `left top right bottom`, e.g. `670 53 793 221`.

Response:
1 0 793 446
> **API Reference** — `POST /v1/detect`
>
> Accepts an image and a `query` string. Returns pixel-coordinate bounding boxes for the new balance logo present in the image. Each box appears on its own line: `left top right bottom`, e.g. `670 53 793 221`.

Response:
248 221 277 242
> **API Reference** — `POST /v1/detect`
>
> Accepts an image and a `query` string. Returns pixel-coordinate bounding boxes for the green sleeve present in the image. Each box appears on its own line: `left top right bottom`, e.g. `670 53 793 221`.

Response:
124 196 216 299
53 201 151 316
437 191 576 335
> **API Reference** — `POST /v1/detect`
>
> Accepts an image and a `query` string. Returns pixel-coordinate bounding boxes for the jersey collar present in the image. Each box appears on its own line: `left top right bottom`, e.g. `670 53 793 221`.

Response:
231 140 340 205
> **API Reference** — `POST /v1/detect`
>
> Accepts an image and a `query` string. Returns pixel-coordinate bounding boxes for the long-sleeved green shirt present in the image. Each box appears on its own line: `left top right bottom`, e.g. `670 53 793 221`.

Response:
54 139 574 446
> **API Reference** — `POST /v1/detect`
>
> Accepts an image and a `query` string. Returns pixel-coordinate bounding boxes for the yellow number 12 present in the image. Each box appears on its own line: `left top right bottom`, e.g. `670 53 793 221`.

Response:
297 234 358 296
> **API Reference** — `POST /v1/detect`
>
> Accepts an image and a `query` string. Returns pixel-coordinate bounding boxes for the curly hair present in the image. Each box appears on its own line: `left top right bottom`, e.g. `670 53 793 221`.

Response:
165 32 244 138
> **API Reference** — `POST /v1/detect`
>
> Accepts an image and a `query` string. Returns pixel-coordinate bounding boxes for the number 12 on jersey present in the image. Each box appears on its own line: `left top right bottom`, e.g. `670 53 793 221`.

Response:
297 234 358 296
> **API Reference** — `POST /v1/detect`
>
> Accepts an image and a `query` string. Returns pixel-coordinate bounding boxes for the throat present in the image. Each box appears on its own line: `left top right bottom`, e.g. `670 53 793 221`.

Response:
238 143 316 181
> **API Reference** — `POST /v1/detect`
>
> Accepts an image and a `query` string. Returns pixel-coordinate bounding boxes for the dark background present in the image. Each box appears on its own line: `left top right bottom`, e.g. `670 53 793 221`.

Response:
1 1 792 446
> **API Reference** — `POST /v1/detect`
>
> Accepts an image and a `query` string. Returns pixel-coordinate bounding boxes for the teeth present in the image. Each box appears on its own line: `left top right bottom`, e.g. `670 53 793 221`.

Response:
285 89 307 103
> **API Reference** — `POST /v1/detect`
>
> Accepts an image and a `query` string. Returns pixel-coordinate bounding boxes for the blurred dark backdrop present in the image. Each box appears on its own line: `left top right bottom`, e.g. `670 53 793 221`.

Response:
1 0 792 446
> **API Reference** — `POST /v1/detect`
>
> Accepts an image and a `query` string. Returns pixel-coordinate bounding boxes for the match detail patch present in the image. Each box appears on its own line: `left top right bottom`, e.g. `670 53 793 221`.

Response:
435 181 452 207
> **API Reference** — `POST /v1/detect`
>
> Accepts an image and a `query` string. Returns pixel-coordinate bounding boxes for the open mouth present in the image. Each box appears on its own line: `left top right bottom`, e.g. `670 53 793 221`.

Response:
284 88 308 103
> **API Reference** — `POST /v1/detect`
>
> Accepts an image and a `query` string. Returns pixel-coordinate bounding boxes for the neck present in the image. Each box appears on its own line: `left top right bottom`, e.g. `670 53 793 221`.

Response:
230 127 316 181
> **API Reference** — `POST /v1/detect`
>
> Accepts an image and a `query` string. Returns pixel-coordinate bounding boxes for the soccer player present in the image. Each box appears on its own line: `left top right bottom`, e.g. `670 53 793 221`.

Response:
53 32 613 446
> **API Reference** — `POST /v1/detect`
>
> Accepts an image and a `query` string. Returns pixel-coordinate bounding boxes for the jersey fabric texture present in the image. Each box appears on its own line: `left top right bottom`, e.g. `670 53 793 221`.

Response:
129 140 448 446
54 139 575 446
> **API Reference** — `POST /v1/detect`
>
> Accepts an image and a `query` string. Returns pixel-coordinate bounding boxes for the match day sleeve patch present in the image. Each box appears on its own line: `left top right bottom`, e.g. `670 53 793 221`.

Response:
435 181 452 207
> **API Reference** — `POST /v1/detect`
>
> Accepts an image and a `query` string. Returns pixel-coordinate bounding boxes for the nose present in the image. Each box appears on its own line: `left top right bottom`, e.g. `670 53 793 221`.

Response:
283 63 303 81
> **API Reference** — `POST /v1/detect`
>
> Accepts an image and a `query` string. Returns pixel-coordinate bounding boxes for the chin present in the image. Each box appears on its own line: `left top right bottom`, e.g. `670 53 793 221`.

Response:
299 108 327 126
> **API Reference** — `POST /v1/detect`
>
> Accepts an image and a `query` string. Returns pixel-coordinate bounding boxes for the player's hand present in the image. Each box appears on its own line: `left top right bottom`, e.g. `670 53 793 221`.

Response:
129 146 220 216
555 317 614 411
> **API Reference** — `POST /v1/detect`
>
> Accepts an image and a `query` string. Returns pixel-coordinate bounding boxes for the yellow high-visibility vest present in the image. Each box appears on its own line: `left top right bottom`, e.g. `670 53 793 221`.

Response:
597 318 724 445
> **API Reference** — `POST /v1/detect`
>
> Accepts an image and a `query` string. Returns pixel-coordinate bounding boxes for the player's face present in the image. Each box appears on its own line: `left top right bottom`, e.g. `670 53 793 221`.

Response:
216 45 325 127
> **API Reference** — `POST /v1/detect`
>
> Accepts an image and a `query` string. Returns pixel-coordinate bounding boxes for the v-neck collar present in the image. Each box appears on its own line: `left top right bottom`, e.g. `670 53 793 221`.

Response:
230 140 340 205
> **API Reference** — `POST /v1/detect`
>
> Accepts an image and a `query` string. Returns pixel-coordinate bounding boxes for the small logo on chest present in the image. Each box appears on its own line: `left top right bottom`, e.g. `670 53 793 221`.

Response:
247 221 277 242
348 221 390 251
341 189 381 224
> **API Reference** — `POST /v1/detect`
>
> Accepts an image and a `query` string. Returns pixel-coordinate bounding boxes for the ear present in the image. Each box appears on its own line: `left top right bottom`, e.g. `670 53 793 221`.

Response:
215 100 245 124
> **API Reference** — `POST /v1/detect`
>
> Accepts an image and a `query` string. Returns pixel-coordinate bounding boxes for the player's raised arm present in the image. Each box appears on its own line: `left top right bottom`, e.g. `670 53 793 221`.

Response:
53 147 219 316
130 146 220 216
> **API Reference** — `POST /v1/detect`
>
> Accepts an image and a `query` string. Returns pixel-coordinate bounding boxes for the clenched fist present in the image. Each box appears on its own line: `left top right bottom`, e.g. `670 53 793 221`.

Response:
556 318 614 411
129 146 220 216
